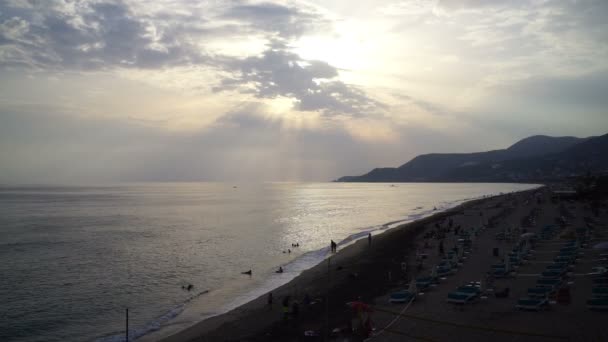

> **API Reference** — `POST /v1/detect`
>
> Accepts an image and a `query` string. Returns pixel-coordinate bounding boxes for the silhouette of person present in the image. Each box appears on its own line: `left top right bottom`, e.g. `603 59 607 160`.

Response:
282 296 290 320
267 292 273 310
291 301 299 319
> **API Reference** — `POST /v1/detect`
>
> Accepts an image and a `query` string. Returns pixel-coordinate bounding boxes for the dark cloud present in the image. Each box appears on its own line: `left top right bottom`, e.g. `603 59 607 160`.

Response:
0 0 328 70
0 1 382 117
215 41 383 116
222 1 329 38
0 0 204 69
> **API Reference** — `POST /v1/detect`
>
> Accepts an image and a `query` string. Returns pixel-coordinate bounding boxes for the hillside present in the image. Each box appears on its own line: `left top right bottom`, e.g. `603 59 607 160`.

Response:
337 134 606 183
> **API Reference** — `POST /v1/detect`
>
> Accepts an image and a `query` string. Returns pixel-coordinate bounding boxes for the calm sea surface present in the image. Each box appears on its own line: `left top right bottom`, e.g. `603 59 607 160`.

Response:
0 182 538 341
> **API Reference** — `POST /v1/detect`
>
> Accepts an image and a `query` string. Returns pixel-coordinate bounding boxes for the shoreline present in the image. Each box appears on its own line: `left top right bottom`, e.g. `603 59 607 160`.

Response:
157 188 539 342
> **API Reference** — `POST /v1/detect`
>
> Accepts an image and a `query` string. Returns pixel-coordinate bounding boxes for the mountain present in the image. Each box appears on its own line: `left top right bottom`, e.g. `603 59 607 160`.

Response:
337 134 606 183
501 135 588 159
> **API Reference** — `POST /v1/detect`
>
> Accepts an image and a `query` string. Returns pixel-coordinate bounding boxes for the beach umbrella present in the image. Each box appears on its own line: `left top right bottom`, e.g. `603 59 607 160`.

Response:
593 242 608 250
520 232 536 240
408 280 417 294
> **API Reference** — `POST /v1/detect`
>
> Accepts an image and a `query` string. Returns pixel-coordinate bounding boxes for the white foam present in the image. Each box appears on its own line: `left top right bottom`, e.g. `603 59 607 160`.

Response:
95 290 209 342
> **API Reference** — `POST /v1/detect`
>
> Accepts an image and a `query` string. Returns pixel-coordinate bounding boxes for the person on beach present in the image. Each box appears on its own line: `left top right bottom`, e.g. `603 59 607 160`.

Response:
282 296 290 321
303 293 311 306
368 233 372 247
330 240 337 253
276 266 283 273
267 292 273 310
291 301 299 319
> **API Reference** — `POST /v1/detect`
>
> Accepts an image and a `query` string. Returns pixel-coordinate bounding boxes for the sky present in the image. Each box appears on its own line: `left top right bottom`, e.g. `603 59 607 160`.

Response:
1 0 607 184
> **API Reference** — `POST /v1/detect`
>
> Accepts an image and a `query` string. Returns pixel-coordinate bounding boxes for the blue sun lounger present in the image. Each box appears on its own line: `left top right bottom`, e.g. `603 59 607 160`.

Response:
416 277 436 290
541 271 564 279
492 268 510 278
447 285 481 304
591 287 608 299
389 290 416 303
447 292 475 304
528 287 553 298
456 286 481 296
436 266 453 277
516 298 549 311
509 256 522 265
536 278 562 290
545 264 568 273
438 260 457 269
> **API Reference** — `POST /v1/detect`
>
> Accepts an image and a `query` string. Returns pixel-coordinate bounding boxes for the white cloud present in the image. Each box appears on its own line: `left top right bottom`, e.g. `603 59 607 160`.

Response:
1 0 607 183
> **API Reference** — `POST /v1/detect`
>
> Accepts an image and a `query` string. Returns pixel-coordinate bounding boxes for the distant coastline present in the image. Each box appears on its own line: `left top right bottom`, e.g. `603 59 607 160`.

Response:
336 133 608 183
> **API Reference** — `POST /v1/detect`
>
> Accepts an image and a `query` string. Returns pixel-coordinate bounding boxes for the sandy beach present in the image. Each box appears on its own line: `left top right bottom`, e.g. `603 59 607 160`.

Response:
155 184 608 342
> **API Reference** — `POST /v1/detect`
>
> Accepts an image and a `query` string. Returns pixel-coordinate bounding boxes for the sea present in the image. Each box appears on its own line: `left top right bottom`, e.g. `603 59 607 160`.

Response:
0 182 539 342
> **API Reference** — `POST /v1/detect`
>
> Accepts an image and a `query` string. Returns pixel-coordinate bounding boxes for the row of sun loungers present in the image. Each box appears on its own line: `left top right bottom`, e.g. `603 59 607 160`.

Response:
516 234 581 311
587 274 608 310
515 221 608 312
516 297 549 311
390 226 483 305
446 283 482 304
576 222 608 311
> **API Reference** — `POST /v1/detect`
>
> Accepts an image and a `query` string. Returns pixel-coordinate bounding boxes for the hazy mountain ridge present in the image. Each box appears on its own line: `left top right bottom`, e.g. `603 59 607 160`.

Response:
337 134 607 182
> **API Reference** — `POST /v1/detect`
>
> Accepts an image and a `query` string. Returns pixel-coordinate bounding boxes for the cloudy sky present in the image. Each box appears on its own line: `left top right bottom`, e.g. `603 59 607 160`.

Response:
1 0 607 183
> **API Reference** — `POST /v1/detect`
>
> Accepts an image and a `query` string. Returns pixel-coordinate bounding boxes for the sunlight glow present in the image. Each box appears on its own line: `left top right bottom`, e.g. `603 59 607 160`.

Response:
294 20 373 71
